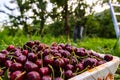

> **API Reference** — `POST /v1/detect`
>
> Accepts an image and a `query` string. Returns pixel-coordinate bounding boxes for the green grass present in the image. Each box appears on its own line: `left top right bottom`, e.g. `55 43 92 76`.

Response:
0 35 117 56
1 36 119 55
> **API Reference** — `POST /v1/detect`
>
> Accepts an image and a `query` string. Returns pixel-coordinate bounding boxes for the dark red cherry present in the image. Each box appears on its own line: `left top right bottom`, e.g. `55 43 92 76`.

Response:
10 70 24 80
104 54 113 61
10 62 23 71
5 60 13 68
28 52 37 62
42 75 52 80
24 61 39 72
22 50 28 56
39 67 50 76
7 45 15 52
26 71 41 80
16 55 27 64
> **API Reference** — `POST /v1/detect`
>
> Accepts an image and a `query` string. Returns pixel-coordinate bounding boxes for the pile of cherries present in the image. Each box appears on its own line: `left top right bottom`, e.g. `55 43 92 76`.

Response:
0 41 113 80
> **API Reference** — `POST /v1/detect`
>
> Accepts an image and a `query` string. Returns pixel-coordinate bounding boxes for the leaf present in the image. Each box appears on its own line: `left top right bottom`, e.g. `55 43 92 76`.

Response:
0 77 3 80
3 69 9 80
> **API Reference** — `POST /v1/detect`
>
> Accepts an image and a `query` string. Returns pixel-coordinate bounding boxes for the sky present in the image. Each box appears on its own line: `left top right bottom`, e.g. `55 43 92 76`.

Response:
0 0 110 26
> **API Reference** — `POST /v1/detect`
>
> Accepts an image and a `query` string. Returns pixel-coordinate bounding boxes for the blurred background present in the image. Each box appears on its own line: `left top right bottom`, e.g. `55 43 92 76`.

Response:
0 0 115 38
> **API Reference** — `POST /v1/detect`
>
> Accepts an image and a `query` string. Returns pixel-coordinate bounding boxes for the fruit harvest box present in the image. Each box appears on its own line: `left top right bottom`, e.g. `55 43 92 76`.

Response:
69 53 120 80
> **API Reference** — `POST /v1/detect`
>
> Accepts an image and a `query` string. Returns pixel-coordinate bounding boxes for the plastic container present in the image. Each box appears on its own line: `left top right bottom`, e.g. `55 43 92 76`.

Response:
69 54 120 80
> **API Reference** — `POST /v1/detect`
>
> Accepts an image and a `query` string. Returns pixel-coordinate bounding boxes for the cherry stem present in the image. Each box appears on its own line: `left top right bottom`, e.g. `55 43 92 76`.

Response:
15 71 26 80
91 56 102 61
13 59 17 63
7 55 16 58
48 64 55 79
0 67 6 70
40 51 43 67
25 45 36 53
60 67 63 78
76 67 88 75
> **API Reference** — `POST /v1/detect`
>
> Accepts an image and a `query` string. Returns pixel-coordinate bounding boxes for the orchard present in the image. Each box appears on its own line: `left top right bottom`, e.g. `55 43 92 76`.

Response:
0 41 113 80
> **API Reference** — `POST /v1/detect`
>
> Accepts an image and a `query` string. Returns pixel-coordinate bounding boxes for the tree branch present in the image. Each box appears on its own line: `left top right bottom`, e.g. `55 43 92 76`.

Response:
4 3 16 11
0 10 16 19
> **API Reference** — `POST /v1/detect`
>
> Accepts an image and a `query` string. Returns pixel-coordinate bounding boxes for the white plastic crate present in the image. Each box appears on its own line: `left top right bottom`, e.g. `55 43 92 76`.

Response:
69 54 120 80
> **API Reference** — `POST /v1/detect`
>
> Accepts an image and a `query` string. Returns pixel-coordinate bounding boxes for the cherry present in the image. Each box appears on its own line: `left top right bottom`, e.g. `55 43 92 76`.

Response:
35 59 42 67
5 60 13 68
37 44 44 51
65 70 73 79
26 71 41 80
91 52 100 58
58 46 62 50
71 56 77 65
104 54 113 61
39 67 50 76
65 64 74 71
0 50 9 55
42 75 52 80
75 48 87 56
10 70 24 80
6 45 15 52
76 63 84 71
59 50 70 58
14 47 22 52
44 55 54 65
16 55 27 64
22 50 28 56
54 77 63 80
62 58 69 65
58 43 65 50
53 53 62 58
54 58 65 67
65 44 73 52
82 58 98 68
34 40 40 45
23 41 34 51
24 61 39 72
14 51 22 57
51 46 58 50
43 49 51 56
73 46 77 52
10 62 23 71
51 49 59 54
28 52 37 62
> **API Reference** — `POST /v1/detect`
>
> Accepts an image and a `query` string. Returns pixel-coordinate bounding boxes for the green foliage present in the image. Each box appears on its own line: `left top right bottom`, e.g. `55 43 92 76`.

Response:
0 0 118 39
3 69 9 80
84 15 100 37
48 21 64 37
50 0 65 7
95 9 116 38
112 37 120 57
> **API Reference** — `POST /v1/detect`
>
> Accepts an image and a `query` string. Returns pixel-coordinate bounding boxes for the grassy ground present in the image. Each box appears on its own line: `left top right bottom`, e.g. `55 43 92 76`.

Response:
0 35 117 55
0 35 120 79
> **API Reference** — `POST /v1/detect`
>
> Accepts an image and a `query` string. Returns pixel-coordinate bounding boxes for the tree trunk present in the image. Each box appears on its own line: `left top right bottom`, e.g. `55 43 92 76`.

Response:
23 22 28 35
39 14 45 37
64 0 70 36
